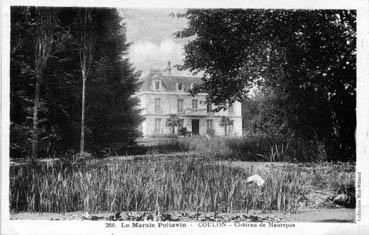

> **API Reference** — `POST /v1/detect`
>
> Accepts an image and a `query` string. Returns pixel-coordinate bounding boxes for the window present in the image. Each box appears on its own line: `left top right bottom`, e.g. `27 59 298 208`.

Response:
178 119 184 128
207 120 213 131
192 99 198 110
229 104 234 114
177 99 184 113
154 81 160 90
177 83 183 91
228 123 234 135
207 104 212 113
155 118 161 132
155 98 161 113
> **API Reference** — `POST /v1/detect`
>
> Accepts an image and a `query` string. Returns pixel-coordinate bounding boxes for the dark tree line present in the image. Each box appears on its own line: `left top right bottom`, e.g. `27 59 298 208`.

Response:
176 9 356 161
10 7 143 159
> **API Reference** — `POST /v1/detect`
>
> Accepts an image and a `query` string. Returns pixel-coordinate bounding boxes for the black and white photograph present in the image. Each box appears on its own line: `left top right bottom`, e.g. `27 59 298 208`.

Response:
1 0 369 234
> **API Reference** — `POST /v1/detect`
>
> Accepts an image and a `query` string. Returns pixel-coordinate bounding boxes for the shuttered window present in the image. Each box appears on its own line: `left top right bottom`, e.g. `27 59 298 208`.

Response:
155 98 161 113
192 99 198 110
207 120 213 130
155 118 161 132
178 99 183 113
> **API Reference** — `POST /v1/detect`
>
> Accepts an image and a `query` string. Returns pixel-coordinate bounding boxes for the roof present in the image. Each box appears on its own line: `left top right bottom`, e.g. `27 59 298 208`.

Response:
139 69 203 92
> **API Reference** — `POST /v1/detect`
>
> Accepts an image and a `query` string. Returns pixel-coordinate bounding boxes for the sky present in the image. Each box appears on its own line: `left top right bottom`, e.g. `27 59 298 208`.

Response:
119 9 194 77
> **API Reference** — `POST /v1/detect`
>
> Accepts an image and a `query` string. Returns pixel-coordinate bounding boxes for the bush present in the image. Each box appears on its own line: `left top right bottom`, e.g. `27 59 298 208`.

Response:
224 135 326 162
116 139 190 155
312 162 356 208
178 127 191 136
206 129 215 136
127 135 326 162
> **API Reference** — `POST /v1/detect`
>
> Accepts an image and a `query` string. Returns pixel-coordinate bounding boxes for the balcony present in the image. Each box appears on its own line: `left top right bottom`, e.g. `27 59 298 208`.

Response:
184 108 213 116
154 108 163 114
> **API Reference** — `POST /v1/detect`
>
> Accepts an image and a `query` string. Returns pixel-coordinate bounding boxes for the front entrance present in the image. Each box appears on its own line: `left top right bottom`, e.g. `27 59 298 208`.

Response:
192 119 199 135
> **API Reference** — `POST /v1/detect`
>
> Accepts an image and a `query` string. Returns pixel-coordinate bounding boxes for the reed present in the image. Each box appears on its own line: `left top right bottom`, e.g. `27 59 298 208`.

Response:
10 156 306 214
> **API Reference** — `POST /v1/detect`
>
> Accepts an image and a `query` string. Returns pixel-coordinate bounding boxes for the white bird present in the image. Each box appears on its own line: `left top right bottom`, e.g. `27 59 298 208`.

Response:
246 174 265 187
82 211 90 220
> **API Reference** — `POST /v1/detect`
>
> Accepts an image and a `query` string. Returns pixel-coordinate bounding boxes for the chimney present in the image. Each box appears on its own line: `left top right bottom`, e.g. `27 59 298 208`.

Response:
167 61 172 76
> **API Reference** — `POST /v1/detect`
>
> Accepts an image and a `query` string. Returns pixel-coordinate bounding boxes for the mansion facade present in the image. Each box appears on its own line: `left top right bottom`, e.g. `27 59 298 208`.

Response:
135 69 242 137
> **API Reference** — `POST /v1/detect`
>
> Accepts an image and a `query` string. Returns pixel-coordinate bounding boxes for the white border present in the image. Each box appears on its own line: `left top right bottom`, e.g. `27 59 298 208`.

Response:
4 0 366 9
2 0 369 234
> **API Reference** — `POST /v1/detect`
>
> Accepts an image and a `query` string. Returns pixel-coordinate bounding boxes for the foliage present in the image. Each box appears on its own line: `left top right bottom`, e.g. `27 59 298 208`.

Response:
10 157 306 214
166 114 180 127
206 129 215 136
129 136 325 162
178 127 191 136
242 89 288 136
219 117 234 136
176 9 356 161
166 114 180 134
10 7 71 160
225 136 325 162
220 116 234 127
312 162 355 207
82 9 144 151
10 7 143 158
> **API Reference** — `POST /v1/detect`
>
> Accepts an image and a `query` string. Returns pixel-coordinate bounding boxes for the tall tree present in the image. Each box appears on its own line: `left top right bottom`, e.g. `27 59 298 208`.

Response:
177 10 356 160
77 8 95 156
10 7 68 160
85 9 144 153
32 8 55 160
10 7 143 158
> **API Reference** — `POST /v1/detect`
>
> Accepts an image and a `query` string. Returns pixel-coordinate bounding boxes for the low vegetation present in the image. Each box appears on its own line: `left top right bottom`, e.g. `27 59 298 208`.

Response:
133 135 326 162
10 156 307 214
308 162 355 208
10 135 355 217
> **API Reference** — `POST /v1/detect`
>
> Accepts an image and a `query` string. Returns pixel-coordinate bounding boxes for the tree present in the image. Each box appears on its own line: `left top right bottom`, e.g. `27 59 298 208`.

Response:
84 9 144 153
10 7 143 158
177 10 356 160
167 114 179 134
76 8 95 156
220 116 234 136
10 7 69 160
242 89 288 136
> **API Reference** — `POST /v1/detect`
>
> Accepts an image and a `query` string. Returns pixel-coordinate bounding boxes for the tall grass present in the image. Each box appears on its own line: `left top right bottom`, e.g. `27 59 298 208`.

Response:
306 162 355 208
10 157 306 214
137 135 326 162
224 136 326 162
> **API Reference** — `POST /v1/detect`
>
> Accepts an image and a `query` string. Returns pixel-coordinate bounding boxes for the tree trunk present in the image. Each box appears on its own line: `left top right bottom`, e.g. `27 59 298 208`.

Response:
31 73 42 161
30 8 59 161
79 8 93 158
80 71 86 156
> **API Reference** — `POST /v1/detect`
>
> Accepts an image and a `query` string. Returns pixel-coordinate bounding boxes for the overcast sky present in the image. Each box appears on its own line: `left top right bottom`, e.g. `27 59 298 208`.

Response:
119 9 194 76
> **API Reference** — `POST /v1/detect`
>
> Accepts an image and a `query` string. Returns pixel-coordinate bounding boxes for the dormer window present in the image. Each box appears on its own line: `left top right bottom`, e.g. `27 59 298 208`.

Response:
154 80 161 90
177 83 183 91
